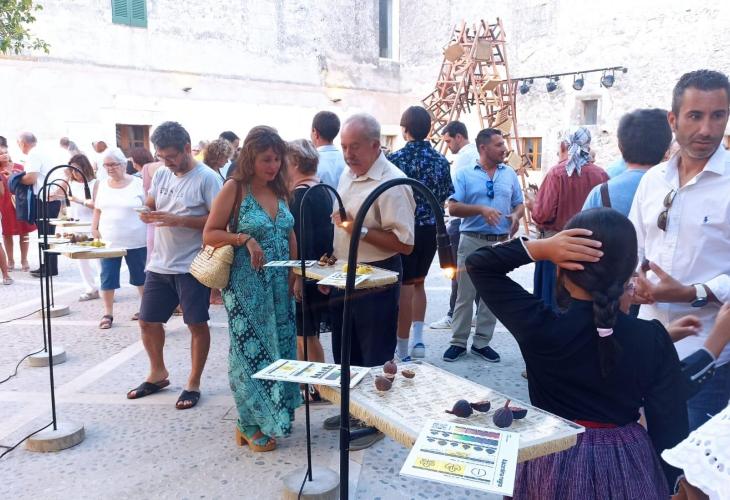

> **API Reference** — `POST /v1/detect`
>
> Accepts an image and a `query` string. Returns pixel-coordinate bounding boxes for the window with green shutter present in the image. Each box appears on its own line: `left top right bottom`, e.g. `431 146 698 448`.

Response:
111 0 147 28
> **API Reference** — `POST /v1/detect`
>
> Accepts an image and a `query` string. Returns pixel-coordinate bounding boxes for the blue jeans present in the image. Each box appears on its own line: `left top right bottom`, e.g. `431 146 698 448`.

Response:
687 361 730 430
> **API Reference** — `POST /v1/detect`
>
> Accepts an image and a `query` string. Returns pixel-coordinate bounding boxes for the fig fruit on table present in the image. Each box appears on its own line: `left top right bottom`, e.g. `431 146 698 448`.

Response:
470 400 491 412
446 399 473 418
401 369 415 379
510 407 528 419
492 399 514 428
374 375 392 392
383 359 397 375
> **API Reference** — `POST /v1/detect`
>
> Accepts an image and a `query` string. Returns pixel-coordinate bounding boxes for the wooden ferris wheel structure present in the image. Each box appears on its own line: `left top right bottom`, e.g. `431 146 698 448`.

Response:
422 18 533 230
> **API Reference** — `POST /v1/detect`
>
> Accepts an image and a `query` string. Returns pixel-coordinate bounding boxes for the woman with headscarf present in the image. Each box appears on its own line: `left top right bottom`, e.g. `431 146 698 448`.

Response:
525 126 608 310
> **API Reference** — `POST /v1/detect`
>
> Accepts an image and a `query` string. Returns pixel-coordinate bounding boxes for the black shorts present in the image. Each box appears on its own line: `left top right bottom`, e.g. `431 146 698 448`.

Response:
401 224 437 285
139 272 211 325
295 283 328 337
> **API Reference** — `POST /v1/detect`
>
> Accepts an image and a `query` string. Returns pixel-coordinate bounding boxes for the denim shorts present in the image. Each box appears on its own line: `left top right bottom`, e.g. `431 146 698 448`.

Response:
99 246 147 290
138 271 211 325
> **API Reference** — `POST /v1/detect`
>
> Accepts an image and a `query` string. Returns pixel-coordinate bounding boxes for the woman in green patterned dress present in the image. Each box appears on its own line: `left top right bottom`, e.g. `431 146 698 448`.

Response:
203 126 300 452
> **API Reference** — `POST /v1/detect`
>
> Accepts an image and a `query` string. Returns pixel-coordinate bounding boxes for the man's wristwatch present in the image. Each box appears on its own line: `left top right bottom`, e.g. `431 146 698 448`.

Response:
691 283 708 308
359 227 369 240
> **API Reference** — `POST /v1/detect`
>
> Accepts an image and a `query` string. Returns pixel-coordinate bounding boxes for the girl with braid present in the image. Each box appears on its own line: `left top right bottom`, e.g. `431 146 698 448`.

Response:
466 208 692 499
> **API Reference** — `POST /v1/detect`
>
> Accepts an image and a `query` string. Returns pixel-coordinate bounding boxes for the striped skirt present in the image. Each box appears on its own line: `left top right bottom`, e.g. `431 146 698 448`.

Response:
512 423 669 499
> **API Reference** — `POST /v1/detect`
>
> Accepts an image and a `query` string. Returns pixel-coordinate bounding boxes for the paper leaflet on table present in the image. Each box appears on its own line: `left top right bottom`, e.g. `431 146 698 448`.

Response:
400 419 519 496
252 359 370 388
316 272 370 287
263 260 316 267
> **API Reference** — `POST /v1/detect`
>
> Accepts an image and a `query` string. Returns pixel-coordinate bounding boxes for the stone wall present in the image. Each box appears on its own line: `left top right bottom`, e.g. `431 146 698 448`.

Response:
0 0 407 151
399 0 730 170
2 0 729 168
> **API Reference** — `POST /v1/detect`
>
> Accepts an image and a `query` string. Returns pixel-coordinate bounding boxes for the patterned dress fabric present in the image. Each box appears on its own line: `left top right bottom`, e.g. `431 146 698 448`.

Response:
387 140 454 226
223 190 301 437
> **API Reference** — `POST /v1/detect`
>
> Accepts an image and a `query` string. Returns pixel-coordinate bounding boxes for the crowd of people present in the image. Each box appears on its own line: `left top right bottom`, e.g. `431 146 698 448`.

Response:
1 68 729 498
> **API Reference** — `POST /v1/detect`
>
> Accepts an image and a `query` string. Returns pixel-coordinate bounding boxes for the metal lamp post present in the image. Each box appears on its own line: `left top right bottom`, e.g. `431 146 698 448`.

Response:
337 178 455 499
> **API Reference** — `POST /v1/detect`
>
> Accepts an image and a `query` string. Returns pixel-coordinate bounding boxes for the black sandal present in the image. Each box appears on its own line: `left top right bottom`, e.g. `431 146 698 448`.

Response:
126 379 170 399
176 390 201 410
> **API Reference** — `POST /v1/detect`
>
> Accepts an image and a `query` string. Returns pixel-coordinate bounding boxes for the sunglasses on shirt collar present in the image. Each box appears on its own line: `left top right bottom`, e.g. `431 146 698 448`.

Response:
657 189 676 231
486 179 495 199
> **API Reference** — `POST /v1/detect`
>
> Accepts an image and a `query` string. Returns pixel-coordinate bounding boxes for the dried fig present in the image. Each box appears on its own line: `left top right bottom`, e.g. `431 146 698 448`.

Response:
401 369 415 379
384 373 396 382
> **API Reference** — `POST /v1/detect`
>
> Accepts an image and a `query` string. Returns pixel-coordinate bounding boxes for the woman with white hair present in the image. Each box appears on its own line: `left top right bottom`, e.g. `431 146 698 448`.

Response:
91 147 147 329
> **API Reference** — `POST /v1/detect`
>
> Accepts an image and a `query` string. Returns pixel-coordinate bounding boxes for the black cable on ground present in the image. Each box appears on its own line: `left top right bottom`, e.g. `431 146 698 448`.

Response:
0 308 45 385
0 422 53 460
0 347 45 385
0 308 42 324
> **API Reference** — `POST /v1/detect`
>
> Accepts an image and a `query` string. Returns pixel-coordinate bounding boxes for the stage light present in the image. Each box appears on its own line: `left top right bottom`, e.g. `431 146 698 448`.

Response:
601 71 615 88
546 77 558 93
572 74 584 91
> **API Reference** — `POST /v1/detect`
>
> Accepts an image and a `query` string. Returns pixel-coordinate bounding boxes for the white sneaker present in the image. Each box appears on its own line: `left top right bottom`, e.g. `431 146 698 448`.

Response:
429 315 452 329
411 343 426 358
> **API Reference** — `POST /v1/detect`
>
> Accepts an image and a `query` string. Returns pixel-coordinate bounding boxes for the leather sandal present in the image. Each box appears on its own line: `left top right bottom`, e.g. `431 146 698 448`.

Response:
235 425 276 452
99 315 113 329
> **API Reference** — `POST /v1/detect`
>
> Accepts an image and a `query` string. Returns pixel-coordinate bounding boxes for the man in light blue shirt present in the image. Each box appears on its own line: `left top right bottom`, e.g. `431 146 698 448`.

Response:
311 111 346 189
444 128 524 363
583 108 672 216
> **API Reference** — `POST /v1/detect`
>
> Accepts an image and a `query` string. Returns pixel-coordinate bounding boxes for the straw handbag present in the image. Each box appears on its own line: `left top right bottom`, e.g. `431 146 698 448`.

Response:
190 182 243 289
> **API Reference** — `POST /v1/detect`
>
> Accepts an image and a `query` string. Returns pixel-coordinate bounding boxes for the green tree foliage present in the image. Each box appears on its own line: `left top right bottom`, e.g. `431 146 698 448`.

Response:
1 0 49 55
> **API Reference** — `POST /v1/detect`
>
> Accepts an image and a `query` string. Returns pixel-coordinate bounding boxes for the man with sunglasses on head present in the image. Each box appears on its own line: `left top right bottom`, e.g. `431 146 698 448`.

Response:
629 69 730 430
443 128 524 363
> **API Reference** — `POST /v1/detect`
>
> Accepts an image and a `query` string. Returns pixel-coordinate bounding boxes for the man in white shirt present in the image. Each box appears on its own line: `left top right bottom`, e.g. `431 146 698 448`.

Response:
430 121 481 329
322 113 415 449
311 111 347 190
629 69 730 430
17 132 62 277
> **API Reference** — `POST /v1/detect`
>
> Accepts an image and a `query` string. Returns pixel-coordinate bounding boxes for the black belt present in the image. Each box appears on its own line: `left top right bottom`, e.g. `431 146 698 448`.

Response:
461 232 508 242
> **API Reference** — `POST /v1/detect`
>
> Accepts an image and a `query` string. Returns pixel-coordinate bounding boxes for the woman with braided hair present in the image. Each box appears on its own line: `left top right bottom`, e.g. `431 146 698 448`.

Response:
466 208 689 498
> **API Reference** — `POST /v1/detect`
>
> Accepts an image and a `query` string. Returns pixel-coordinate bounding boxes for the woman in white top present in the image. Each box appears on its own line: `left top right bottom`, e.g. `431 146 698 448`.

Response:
92 148 147 329
67 154 100 301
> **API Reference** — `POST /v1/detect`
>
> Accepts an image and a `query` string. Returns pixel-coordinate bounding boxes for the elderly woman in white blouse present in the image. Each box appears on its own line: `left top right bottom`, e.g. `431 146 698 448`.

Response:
91 147 147 329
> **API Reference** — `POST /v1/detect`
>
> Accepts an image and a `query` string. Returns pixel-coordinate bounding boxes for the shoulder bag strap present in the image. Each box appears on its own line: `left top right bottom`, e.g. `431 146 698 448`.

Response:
227 180 244 232
599 182 612 208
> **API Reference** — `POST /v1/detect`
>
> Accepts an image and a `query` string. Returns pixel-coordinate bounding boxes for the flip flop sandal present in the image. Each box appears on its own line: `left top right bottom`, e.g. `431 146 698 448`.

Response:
175 390 201 410
131 311 140 321
126 379 170 399
99 315 113 329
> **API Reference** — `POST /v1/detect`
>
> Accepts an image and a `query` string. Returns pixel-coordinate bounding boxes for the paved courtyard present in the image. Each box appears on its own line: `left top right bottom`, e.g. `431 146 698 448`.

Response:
0 247 534 499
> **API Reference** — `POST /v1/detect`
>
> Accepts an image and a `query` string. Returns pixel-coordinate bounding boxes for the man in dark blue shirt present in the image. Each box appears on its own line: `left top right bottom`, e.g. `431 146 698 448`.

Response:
388 106 453 361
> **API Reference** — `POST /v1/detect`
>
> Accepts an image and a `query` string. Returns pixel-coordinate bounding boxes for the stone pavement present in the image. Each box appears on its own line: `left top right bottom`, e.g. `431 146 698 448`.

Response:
0 248 534 499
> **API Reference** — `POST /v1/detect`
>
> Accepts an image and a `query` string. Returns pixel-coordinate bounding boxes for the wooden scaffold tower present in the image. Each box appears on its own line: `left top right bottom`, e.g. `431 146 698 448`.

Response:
422 18 533 231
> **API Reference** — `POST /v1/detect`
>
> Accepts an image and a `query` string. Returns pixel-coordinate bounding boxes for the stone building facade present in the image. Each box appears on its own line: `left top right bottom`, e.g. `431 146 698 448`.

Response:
1 0 729 169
